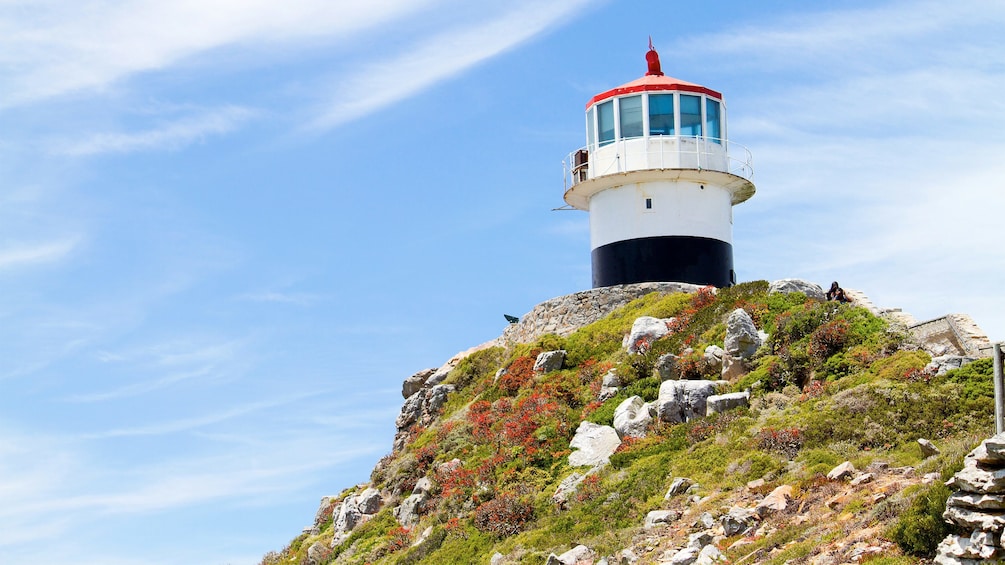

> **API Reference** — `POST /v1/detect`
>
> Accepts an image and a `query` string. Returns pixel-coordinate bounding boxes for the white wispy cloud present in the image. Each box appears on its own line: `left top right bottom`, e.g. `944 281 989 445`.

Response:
0 237 80 269
0 421 381 559
50 106 256 156
65 339 248 402
310 0 601 130
706 0 1005 336
63 366 215 403
0 0 442 108
45 446 378 515
92 338 245 367
78 390 331 438
702 1 1005 73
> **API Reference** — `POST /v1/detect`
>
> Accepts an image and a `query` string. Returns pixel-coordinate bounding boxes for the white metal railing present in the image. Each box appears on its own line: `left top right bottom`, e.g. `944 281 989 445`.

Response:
563 135 754 192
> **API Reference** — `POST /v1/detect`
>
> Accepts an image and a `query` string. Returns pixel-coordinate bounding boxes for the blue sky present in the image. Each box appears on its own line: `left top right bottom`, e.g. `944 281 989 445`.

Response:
2 1 1004 563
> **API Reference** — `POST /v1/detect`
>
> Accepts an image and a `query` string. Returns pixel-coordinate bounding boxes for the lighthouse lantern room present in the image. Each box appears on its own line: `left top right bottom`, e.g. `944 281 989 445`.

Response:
564 43 755 288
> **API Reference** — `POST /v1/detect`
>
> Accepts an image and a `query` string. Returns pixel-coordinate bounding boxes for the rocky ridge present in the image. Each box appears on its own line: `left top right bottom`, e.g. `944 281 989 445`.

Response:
266 279 997 565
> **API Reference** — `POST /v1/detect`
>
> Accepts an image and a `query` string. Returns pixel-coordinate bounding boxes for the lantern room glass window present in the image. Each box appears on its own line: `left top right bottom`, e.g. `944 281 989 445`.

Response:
680 94 702 137
619 95 643 139
648 94 674 136
597 100 615 146
588 92 725 146
706 99 721 144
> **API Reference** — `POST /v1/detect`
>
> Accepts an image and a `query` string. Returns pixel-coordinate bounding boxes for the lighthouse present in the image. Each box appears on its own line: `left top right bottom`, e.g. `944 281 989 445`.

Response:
563 43 755 288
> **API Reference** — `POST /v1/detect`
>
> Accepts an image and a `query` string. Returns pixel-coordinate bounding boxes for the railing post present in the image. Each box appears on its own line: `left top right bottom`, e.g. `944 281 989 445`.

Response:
995 342 1004 434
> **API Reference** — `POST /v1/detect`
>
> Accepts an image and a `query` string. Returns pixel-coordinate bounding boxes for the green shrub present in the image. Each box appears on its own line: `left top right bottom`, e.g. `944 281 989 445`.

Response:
888 482 952 556
869 350 930 381
942 357 994 402
410 526 495 565
797 448 842 476
801 380 963 449
396 527 447 564
585 395 622 426
563 292 692 366
819 351 855 380
733 356 777 392
623 376 661 402
609 429 687 469
444 347 505 390
534 334 565 353
835 305 889 349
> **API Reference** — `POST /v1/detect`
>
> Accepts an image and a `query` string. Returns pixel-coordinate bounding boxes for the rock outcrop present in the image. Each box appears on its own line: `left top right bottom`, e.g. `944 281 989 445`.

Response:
655 380 720 423
938 434 1005 563
613 396 652 439
705 391 750 416
568 421 621 468
534 350 567 373
724 309 761 359
625 316 674 353
722 309 761 381
329 487 384 547
598 369 620 401
768 278 826 301
394 477 432 526
499 282 703 344
394 384 455 451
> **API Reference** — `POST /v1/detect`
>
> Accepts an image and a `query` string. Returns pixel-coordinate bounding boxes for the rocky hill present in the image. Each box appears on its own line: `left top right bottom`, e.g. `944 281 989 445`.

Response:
260 280 998 565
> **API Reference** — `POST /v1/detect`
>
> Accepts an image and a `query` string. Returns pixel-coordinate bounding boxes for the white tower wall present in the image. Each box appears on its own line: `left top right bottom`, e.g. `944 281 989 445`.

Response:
588 181 732 250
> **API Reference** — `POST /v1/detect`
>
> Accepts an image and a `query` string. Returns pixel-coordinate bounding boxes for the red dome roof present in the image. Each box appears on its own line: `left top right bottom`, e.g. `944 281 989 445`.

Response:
587 47 721 109
587 74 722 109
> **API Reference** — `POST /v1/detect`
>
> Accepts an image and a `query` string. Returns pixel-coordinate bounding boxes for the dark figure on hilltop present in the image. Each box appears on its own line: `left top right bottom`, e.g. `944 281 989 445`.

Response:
827 281 850 303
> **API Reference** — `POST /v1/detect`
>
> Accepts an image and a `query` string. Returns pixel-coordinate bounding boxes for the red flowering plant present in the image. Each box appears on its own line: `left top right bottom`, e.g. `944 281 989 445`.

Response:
809 319 849 361
573 474 603 503
497 352 540 395
443 516 467 538
414 443 438 473
464 391 569 469
756 427 804 459
687 420 717 443
676 351 709 380
799 379 827 400
384 526 411 552
467 400 495 442
473 493 534 537
661 286 719 352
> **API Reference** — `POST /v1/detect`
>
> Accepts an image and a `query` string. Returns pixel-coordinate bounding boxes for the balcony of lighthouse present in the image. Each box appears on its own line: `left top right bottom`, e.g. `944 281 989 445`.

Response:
563 133 754 210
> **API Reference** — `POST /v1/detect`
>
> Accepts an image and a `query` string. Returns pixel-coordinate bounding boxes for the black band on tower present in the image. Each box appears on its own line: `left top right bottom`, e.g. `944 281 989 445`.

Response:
592 236 734 288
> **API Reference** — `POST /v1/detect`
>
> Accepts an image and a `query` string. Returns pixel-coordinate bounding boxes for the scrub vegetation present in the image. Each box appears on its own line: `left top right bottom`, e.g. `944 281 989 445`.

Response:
263 282 994 564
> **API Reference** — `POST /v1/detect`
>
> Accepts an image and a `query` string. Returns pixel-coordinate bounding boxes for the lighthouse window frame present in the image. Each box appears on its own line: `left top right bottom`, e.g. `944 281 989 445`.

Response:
597 100 615 146
586 92 726 147
648 94 675 136
680 94 702 137
705 99 721 144
619 95 643 139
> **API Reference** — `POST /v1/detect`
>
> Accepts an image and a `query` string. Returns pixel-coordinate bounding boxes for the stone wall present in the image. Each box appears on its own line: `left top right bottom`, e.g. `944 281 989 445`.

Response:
909 314 992 358
498 282 703 345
